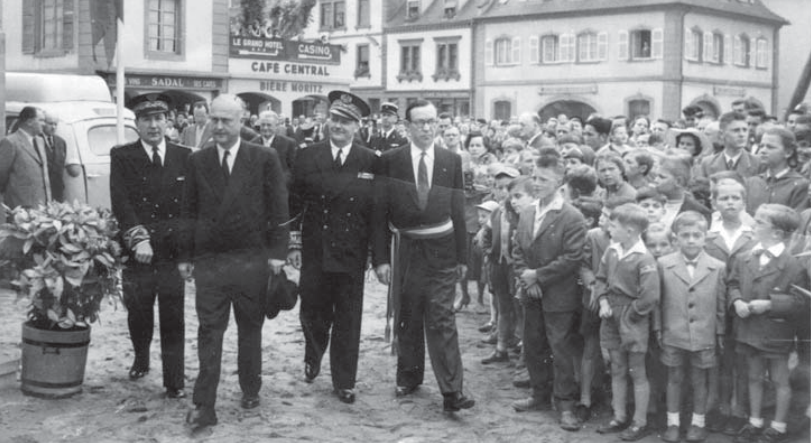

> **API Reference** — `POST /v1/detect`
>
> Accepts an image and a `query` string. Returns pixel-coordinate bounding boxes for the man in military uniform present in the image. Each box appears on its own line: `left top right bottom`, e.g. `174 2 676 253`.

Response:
288 91 384 404
110 93 190 399
369 103 408 154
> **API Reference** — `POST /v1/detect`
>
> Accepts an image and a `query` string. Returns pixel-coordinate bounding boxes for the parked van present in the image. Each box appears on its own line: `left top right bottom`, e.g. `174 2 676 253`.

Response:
4 72 139 209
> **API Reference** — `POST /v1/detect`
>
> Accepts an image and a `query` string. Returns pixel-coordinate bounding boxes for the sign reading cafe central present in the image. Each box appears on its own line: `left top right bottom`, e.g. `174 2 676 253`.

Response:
230 35 342 65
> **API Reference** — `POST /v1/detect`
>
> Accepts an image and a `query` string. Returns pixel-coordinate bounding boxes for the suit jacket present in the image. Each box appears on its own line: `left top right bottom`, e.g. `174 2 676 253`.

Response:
44 134 67 202
180 123 209 149
0 130 51 208
745 170 810 215
374 145 467 268
728 247 809 353
704 227 756 266
513 200 586 312
290 140 381 273
179 140 289 262
654 252 727 351
110 140 190 262
250 134 298 185
698 150 762 179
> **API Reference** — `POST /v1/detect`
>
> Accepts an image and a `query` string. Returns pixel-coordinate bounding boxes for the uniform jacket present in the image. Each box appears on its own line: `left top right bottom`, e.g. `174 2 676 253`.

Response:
0 130 51 209
727 246 810 353
745 170 810 215
179 140 289 262
697 150 762 179
374 145 467 268
44 134 67 202
654 251 727 351
513 199 586 312
290 140 382 273
250 134 298 185
110 140 190 261
369 128 408 153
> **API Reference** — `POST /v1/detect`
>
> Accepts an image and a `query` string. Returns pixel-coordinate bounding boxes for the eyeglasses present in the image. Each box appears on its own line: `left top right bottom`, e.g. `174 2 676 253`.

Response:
411 119 437 128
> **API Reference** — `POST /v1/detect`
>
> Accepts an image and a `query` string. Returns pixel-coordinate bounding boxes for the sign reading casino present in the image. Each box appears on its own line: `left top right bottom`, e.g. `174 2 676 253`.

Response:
230 35 341 65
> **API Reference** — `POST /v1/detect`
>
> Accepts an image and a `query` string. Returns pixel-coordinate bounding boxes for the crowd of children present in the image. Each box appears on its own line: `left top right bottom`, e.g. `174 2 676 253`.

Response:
451 105 811 443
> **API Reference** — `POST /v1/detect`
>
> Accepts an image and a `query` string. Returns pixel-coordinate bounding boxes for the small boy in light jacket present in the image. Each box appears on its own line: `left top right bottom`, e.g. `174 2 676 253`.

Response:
654 211 727 443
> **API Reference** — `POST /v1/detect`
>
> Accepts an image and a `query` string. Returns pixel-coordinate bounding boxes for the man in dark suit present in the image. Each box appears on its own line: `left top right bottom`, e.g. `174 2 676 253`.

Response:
287 91 383 404
696 111 762 180
369 103 408 154
179 94 289 430
512 150 586 431
0 106 51 208
250 110 297 185
41 112 70 202
180 100 210 149
373 99 475 413
110 94 190 399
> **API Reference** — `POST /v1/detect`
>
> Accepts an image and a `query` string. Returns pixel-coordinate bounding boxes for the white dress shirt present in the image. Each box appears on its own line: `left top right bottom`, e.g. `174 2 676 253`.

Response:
410 144 434 187
141 139 166 166
331 141 352 166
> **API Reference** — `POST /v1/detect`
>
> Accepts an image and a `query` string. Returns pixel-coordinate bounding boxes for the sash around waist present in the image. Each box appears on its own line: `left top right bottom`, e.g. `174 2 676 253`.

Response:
388 219 453 240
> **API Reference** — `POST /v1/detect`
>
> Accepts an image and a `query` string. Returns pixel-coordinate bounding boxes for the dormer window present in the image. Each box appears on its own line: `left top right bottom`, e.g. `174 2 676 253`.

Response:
407 0 420 19
444 0 457 19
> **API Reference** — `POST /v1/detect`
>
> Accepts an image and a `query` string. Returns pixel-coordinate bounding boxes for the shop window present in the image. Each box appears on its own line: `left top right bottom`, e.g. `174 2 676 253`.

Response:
22 0 75 56
434 38 460 81
398 41 423 82
146 0 183 59
494 100 511 121
355 44 370 79
320 0 345 31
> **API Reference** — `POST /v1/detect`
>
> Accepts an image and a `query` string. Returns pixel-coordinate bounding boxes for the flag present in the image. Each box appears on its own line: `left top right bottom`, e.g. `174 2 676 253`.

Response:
90 0 124 65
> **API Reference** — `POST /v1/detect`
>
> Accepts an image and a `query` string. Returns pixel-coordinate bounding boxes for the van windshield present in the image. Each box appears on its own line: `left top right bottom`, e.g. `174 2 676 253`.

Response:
87 125 139 156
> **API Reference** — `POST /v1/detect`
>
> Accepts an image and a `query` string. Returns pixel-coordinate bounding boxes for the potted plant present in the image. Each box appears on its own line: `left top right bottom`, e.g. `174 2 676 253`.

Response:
0 201 124 398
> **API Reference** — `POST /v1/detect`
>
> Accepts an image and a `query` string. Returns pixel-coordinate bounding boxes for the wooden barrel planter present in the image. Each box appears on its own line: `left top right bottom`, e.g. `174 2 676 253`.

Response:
20 322 91 398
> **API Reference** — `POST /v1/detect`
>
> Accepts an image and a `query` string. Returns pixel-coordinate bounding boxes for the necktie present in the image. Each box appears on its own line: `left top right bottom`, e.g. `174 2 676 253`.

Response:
726 158 735 170
417 152 429 210
222 150 230 182
152 146 161 167
334 147 343 170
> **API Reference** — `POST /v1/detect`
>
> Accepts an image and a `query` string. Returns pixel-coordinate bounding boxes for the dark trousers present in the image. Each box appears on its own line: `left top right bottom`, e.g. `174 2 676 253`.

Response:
123 262 185 389
299 268 365 390
397 261 464 394
524 301 578 411
192 253 268 408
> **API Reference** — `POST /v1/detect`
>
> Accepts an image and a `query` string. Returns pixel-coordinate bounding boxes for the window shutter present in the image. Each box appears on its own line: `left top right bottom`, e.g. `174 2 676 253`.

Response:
684 28 693 60
485 39 493 65
512 37 521 64
703 31 712 62
618 30 628 60
733 35 741 65
598 32 608 61
652 28 663 59
63 0 75 52
529 36 539 64
564 34 574 62
22 1 36 54
724 34 732 64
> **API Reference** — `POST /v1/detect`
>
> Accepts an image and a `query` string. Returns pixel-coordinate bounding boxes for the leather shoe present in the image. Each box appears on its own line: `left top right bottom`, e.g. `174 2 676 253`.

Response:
128 361 149 380
619 424 649 441
395 385 419 397
662 425 681 442
480 333 497 345
241 394 260 409
512 396 550 412
481 350 509 364
335 388 355 404
685 425 707 442
186 406 217 430
304 362 320 383
560 410 582 431
166 388 186 399
443 392 474 412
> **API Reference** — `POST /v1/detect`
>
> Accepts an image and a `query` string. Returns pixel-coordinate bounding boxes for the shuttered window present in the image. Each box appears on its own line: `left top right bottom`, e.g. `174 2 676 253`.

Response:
22 0 75 56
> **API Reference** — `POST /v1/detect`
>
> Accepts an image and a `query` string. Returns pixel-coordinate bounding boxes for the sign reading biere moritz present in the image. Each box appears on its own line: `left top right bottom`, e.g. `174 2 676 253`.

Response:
230 36 341 65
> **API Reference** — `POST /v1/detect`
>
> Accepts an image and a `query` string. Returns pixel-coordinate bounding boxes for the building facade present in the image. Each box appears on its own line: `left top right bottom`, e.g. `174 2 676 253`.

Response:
473 0 786 122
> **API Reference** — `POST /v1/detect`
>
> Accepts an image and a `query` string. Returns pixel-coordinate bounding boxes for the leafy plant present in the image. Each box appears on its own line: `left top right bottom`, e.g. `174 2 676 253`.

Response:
0 201 125 330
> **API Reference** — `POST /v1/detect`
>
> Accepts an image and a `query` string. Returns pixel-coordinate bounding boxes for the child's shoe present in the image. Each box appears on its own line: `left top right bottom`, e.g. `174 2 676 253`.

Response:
734 423 763 443
755 427 788 443
685 425 707 442
597 419 629 434
619 424 649 441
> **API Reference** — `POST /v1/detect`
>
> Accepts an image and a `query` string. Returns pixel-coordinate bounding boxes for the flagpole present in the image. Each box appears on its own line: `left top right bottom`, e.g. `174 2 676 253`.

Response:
115 15 124 145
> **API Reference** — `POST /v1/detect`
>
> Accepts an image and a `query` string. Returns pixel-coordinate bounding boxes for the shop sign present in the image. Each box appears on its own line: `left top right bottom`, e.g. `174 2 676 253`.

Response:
250 61 332 77
258 81 325 94
107 74 223 90
538 84 598 95
230 35 341 65
713 86 746 97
